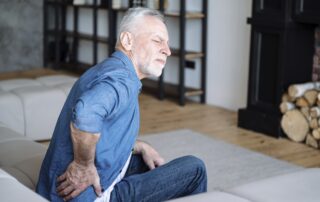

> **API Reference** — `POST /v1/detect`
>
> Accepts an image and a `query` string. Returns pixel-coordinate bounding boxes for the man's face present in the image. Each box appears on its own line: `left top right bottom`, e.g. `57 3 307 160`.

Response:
130 16 171 78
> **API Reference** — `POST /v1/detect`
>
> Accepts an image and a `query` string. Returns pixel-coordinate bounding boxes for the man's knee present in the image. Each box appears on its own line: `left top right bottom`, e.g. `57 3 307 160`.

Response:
178 155 207 175
178 155 207 193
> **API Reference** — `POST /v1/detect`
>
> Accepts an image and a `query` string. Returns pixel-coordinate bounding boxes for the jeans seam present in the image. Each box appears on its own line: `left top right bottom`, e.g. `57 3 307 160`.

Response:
142 175 196 202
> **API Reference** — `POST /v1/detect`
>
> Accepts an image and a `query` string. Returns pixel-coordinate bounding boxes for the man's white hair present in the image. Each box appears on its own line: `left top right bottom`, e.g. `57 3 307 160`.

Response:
115 7 165 48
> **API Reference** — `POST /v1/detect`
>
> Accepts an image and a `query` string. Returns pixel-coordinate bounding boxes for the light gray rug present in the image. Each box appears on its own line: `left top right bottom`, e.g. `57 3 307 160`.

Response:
139 129 303 191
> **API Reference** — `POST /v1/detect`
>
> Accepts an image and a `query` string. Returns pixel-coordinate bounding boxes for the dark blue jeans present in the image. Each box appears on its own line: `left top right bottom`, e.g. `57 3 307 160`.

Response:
110 155 207 202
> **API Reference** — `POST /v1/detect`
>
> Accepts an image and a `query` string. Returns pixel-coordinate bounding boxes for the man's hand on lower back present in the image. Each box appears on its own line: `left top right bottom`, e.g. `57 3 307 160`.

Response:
56 160 102 201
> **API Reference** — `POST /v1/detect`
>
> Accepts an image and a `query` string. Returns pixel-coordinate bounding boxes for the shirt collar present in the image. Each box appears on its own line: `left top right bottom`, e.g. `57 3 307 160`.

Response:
112 51 142 92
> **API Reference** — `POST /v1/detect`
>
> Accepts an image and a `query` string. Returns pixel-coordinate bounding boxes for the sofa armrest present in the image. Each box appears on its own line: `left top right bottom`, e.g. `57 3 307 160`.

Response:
229 168 320 202
0 169 48 202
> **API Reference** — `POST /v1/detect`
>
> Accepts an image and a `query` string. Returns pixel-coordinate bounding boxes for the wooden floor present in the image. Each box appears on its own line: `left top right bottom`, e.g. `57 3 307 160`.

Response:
2 69 320 168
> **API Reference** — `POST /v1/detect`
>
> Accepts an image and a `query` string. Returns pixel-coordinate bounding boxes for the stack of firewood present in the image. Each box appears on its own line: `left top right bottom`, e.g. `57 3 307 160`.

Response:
280 82 320 148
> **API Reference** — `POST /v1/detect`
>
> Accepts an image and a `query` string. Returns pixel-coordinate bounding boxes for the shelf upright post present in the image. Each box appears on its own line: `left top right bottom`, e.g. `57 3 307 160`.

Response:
54 2 61 69
179 0 186 106
61 0 67 65
71 3 79 70
93 0 98 64
108 0 116 55
43 0 48 67
201 0 207 103
158 0 165 100
61 2 67 36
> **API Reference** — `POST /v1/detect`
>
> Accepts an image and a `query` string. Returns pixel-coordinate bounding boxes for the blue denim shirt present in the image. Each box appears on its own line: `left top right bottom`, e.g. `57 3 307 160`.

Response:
36 51 142 202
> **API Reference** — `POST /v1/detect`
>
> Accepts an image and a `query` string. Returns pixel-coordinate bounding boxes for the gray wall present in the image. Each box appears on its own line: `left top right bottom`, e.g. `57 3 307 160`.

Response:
0 0 43 73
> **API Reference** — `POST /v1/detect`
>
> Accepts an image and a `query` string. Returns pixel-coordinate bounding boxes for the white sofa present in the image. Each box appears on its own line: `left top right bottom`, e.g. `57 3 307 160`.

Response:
0 124 48 201
1 122 320 202
1 75 320 201
0 75 77 140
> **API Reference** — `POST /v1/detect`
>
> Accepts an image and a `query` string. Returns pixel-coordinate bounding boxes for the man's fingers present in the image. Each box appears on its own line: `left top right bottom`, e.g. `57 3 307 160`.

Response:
57 173 66 182
64 188 83 201
57 185 74 197
155 157 165 167
145 158 155 170
93 180 102 197
56 180 69 192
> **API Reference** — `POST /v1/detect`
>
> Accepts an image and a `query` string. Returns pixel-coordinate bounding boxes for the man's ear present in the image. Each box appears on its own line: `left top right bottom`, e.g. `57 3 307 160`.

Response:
119 32 134 51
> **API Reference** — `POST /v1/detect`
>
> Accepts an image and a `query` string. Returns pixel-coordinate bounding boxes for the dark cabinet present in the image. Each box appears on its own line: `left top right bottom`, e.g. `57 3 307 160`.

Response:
293 0 320 24
238 0 319 138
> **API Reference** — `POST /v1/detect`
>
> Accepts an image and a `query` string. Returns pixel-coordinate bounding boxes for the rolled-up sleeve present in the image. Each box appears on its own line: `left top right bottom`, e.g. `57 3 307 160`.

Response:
71 77 129 133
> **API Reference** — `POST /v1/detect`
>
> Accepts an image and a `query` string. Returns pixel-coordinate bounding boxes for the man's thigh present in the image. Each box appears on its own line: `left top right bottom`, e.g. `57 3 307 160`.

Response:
110 155 207 202
124 154 149 177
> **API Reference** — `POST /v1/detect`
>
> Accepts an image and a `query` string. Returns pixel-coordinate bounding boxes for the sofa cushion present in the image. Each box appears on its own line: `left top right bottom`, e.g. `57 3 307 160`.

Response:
36 75 77 86
0 78 41 91
168 191 251 202
0 127 46 190
1 166 35 190
0 92 24 135
14 153 45 187
229 168 320 202
0 169 48 202
0 74 77 140
0 124 28 143
0 139 47 166
1 153 44 190
0 168 16 179
54 81 75 95
12 86 66 140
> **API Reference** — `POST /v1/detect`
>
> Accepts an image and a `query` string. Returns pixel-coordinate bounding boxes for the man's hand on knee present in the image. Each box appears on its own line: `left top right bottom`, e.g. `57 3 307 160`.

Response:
134 140 165 170
56 160 102 201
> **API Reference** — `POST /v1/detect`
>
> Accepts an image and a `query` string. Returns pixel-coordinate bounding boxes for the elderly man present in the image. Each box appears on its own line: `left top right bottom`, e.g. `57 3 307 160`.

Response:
36 7 207 202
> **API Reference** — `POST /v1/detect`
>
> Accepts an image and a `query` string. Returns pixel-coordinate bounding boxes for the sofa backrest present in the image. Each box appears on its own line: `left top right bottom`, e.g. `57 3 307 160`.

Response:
0 75 77 140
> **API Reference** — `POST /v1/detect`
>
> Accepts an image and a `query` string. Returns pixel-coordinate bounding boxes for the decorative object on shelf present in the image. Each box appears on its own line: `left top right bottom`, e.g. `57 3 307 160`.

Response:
112 0 122 9
73 0 86 5
146 0 158 9
129 0 146 7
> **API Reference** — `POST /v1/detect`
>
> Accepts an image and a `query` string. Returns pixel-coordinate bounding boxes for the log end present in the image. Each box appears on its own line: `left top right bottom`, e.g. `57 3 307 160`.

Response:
281 109 309 142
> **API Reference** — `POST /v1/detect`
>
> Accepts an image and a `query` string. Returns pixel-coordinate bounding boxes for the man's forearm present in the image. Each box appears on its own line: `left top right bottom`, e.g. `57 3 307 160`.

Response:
70 123 100 166
56 123 102 200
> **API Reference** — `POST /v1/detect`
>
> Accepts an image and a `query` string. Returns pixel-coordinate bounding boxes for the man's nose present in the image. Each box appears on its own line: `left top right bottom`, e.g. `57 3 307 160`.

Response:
162 43 171 56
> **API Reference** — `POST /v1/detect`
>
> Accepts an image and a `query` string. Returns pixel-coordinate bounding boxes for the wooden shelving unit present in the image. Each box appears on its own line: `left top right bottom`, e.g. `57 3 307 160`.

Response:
156 0 207 105
43 0 207 106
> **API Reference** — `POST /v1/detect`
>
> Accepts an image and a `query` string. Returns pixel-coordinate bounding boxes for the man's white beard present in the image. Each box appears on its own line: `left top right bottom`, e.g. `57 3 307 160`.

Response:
142 65 163 78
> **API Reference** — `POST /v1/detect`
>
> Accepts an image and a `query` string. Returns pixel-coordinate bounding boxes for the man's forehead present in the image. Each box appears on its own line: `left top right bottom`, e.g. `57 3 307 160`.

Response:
136 16 166 29
136 30 169 41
